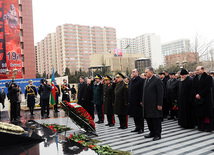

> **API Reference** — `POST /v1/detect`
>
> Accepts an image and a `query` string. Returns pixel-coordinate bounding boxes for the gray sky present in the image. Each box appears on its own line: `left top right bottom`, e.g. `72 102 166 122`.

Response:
33 0 214 45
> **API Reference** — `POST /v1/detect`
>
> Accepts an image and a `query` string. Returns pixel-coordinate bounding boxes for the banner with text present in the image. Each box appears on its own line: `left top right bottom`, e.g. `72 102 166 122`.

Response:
0 0 22 79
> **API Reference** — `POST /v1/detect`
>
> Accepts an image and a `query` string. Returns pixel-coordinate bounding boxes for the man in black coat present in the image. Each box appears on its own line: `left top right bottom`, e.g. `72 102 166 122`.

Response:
77 76 86 107
159 72 169 118
71 85 76 100
7 83 19 122
177 68 194 129
166 73 179 120
0 88 6 109
82 79 94 119
163 70 170 81
129 69 144 134
40 79 52 119
192 66 213 131
143 67 164 141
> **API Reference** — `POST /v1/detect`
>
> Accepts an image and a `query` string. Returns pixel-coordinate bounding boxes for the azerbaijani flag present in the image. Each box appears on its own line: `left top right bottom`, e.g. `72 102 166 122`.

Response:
50 68 56 105
125 44 130 49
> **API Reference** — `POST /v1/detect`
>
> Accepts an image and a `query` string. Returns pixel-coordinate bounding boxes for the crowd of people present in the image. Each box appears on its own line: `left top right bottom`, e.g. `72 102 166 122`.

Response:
75 66 214 141
5 65 214 142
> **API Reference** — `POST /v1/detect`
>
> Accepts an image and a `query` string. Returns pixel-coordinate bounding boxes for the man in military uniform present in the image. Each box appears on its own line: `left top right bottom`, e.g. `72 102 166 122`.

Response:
114 73 129 129
61 79 70 102
25 80 37 115
103 75 115 127
93 74 104 124
54 81 60 112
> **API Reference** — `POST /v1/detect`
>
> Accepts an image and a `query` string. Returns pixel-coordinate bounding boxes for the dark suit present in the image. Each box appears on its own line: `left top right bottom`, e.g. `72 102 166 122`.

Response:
166 78 179 118
40 84 52 117
78 83 86 106
192 72 213 131
128 76 145 131
54 85 60 111
83 84 94 119
162 77 169 118
143 75 164 137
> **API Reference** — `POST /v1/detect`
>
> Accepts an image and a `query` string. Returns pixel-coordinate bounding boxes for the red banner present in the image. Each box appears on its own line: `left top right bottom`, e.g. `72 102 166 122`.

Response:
0 0 22 79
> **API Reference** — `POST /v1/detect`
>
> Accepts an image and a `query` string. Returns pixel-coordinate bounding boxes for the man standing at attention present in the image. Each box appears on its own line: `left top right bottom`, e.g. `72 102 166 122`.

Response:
143 67 164 141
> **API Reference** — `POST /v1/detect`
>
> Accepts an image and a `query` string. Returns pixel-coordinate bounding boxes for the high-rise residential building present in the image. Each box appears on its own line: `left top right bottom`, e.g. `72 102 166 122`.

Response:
162 38 191 65
36 24 117 75
19 0 36 78
117 33 163 68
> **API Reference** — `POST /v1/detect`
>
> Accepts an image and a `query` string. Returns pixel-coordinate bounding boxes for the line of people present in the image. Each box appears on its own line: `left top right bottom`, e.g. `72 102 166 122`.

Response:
76 65 214 141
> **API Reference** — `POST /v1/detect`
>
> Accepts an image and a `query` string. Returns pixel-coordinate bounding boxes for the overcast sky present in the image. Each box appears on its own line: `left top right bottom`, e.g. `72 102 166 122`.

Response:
33 0 214 45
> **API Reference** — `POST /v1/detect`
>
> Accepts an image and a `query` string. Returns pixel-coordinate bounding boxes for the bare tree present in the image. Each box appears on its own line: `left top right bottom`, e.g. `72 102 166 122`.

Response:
191 33 214 64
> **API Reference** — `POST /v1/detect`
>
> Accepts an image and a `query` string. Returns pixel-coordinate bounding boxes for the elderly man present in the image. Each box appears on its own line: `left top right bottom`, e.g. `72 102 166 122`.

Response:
129 69 145 134
77 76 86 107
192 66 213 131
143 67 164 141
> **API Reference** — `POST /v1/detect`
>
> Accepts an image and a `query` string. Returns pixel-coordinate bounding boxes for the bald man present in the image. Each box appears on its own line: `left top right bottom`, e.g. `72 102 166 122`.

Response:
192 66 213 132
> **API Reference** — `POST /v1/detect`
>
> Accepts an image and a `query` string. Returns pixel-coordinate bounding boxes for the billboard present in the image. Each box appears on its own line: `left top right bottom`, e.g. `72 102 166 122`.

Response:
114 49 122 57
0 78 42 95
0 0 22 79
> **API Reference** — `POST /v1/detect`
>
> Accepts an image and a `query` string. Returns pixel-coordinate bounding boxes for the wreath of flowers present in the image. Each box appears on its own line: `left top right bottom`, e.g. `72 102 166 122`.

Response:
60 101 95 133
69 133 130 155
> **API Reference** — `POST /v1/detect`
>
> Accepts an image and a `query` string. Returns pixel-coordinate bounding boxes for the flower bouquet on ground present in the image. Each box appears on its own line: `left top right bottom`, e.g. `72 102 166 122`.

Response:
42 123 72 133
60 101 96 135
69 133 131 155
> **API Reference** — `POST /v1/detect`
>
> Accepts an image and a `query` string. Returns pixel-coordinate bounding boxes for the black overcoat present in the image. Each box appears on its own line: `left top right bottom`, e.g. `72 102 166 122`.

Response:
192 72 213 118
77 83 86 106
128 76 144 117
103 83 114 115
177 76 194 128
25 85 37 107
114 81 129 115
143 75 164 118
82 84 94 118
166 78 179 103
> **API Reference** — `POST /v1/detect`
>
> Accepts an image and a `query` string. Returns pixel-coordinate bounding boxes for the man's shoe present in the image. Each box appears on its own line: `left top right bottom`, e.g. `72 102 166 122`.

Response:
118 127 122 129
97 121 103 124
168 117 174 120
109 124 114 127
105 124 109 126
153 136 161 141
144 134 154 138
131 128 139 132
121 126 127 129
138 129 144 134
55 110 59 112
47 116 50 118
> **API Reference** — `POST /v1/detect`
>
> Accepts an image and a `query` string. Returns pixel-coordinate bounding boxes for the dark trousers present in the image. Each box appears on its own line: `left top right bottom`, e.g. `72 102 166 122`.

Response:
146 118 162 137
29 106 34 115
54 97 59 111
10 101 17 121
134 116 144 131
96 104 103 122
118 115 128 128
17 102 21 116
197 117 213 131
107 114 115 125
41 98 49 117
163 99 169 117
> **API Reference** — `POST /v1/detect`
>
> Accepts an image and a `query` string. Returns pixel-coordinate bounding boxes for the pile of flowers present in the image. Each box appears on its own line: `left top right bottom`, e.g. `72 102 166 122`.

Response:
42 123 72 133
69 133 130 155
60 101 95 133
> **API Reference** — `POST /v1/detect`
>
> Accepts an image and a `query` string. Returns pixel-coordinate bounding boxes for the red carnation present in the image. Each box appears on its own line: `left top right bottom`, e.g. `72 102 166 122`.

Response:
69 134 72 139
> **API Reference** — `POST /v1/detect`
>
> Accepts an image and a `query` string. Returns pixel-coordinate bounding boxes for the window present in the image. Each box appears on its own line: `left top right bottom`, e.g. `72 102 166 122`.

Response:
19 17 23 24
21 42 24 49
20 29 23 36
19 4 22 11
22 67 25 75
21 55 24 62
